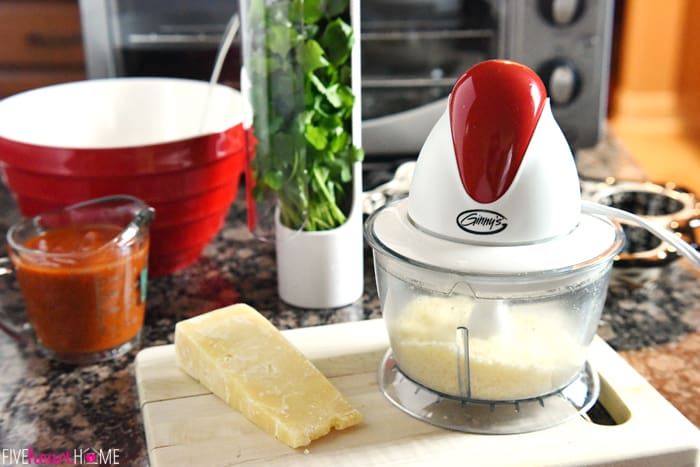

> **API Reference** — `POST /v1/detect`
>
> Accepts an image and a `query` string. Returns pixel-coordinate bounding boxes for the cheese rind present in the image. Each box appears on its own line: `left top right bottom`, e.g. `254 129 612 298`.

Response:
174 304 362 448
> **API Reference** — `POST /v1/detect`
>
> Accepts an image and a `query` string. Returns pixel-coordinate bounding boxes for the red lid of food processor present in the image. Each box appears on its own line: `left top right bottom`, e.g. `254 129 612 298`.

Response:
367 60 623 274
450 60 546 204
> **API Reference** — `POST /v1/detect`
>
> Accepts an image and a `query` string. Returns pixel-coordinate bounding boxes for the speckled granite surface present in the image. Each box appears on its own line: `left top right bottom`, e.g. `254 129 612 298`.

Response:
0 135 699 465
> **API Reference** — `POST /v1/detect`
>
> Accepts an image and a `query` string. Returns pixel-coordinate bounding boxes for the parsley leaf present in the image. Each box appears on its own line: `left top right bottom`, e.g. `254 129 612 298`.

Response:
245 0 363 231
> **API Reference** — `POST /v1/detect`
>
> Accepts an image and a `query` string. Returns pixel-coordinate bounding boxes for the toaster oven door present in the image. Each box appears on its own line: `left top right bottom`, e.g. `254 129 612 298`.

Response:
79 0 612 156
361 0 505 155
80 0 505 157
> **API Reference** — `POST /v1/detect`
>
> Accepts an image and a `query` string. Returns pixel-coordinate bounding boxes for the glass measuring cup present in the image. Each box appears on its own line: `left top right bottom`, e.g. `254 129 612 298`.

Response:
0 195 154 364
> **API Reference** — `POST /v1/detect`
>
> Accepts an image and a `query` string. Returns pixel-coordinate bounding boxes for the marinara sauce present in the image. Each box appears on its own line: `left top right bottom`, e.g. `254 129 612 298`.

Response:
14 224 148 354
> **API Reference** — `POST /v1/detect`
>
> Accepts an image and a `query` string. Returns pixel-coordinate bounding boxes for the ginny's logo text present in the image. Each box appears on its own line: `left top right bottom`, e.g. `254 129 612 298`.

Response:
456 209 508 235
1 447 120 465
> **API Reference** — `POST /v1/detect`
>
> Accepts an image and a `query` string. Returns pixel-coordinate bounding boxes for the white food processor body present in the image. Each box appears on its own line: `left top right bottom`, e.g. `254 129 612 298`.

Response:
365 60 624 431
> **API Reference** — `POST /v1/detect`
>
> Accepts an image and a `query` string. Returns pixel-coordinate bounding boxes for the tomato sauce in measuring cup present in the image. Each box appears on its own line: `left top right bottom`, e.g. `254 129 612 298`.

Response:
4 196 154 364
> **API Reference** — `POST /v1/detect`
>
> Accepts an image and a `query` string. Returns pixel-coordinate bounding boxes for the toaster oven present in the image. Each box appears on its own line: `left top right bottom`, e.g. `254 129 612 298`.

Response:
79 0 614 155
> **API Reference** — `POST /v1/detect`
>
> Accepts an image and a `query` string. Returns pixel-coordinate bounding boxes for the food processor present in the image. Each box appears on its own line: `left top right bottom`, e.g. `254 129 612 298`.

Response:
364 60 626 434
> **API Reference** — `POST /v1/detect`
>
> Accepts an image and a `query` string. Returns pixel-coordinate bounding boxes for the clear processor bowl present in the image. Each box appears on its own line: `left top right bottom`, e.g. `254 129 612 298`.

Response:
365 200 625 402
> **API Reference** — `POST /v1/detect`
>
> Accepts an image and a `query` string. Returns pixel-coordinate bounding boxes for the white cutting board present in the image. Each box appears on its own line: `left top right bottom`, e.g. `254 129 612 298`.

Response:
135 319 700 466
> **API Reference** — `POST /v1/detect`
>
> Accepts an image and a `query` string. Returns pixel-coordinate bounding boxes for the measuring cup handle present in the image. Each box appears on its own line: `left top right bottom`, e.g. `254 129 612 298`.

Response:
0 257 32 343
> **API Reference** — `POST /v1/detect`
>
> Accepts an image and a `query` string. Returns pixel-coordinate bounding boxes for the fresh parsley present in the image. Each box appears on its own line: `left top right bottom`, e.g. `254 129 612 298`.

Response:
244 0 363 231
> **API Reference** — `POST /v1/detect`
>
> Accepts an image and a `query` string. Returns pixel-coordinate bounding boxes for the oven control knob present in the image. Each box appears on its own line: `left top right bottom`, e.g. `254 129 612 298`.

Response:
539 0 585 25
538 60 581 106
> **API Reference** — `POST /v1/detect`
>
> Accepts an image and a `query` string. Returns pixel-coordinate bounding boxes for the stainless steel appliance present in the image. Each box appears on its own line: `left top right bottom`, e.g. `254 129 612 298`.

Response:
79 0 614 154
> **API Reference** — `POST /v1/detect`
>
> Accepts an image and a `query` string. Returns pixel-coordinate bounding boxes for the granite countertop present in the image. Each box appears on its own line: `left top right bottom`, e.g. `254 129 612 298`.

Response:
0 133 699 465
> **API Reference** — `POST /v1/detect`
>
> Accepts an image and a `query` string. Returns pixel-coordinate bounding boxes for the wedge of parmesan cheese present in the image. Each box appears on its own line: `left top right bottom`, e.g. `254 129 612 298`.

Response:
174 303 362 448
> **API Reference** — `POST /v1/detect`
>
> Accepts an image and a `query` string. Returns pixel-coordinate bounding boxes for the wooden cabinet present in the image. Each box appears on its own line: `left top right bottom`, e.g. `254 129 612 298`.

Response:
609 0 700 195
0 0 85 98
611 0 700 130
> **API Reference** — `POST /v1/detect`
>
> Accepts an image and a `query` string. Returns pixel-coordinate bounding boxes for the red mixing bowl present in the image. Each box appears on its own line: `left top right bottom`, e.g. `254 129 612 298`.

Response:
151 209 229 255
0 78 247 176
12 179 240 228
0 153 244 205
149 210 230 276
0 78 249 275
